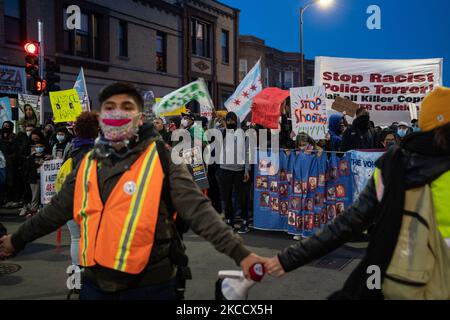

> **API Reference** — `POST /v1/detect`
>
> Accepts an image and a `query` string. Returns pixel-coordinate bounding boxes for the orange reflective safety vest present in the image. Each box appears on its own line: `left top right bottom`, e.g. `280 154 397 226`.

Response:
73 142 164 274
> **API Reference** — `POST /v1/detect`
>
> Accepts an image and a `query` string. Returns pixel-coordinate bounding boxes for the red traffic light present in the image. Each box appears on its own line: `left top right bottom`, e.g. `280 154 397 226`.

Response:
24 42 39 55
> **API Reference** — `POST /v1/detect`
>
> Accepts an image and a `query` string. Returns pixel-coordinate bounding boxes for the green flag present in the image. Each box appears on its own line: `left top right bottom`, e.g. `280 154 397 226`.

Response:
154 79 214 116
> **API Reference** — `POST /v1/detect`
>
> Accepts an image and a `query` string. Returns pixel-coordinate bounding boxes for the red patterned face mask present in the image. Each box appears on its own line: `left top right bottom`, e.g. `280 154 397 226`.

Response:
99 110 141 142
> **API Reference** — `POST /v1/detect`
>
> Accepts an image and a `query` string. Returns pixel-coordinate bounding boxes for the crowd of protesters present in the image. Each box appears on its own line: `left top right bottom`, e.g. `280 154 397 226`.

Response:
0 83 449 301
0 113 99 218
0 94 419 231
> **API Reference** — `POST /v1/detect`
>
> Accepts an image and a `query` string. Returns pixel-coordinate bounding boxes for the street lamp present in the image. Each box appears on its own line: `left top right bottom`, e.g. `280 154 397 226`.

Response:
300 0 334 86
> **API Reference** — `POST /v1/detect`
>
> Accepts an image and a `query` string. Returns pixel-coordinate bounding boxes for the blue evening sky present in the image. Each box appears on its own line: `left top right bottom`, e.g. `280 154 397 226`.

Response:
221 0 450 85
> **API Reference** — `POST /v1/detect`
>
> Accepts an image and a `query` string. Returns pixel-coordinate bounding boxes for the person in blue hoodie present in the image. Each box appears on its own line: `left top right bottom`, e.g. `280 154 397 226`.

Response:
327 113 347 152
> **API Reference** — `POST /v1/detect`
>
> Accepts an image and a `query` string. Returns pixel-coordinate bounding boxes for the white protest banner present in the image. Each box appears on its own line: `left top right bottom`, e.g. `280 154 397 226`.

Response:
40 159 63 205
350 150 384 201
290 86 327 140
315 57 443 125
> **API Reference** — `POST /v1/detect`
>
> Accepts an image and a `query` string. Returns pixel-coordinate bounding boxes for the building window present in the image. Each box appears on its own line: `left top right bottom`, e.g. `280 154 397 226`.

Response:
285 71 294 89
156 31 167 72
239 59 248 81
191 19 211 58
118 20 128 57
265 67 269 87
220 91 233 108
221 30 229 64
4 0 24 44
64 9 100 60
278 71 283 86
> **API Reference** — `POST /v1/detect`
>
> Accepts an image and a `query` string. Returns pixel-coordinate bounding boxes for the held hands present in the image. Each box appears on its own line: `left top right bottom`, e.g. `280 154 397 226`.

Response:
240 253 268 280
264 255 286 278
0 235 14 259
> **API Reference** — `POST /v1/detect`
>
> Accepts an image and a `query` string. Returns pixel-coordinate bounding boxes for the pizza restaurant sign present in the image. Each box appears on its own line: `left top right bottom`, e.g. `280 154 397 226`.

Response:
0 65 27 95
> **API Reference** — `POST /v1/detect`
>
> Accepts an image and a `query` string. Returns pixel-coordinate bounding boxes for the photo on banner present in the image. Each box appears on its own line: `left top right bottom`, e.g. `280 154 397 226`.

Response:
18 94 41 126
290 86 327 140
49 89 83 123
254 150 354 238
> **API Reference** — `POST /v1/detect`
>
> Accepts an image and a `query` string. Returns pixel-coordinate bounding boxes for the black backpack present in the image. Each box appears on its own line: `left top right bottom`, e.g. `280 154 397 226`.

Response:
155 140 190 235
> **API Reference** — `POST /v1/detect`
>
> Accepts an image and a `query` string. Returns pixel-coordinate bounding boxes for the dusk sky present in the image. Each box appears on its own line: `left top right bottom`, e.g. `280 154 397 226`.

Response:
221 0 450 85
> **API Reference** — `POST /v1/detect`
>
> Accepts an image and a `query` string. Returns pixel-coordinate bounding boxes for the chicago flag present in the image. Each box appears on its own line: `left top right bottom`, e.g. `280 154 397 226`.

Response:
225 59 262 122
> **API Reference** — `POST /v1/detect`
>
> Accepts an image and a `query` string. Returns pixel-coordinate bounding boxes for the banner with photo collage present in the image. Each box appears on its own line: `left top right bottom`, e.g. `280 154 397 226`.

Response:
253 150 353 237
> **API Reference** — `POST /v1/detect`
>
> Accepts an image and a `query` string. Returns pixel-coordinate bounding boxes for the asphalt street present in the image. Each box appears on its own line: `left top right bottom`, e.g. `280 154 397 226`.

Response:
0 214 365 300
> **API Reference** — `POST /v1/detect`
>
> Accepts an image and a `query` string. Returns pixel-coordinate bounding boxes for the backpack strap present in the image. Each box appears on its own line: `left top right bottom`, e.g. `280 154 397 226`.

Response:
155 140 176 217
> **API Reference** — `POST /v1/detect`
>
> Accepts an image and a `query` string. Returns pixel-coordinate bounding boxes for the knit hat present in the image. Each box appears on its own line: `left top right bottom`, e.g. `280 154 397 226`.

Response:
419 86 450 132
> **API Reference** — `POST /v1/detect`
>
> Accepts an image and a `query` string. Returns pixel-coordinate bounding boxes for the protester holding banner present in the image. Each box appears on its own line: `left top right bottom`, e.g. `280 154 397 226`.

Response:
377 129 398 150
327 114 346 151
218 112 251 233
341 108 377 151
396 122 412 141
51 127 72 160
264 86 450 300
22 139 48 217
295 132 319 154
43 121 57 148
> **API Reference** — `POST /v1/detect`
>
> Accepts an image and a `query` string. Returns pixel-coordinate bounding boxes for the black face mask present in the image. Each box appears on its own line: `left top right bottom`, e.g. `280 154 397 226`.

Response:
384 141 395 148
226 123 237 130
354 115 370 130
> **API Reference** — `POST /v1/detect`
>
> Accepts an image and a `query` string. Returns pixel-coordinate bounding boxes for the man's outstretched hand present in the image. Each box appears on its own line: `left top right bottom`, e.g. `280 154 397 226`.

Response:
240 253 268 280
264 255 286 278
0 235 14 259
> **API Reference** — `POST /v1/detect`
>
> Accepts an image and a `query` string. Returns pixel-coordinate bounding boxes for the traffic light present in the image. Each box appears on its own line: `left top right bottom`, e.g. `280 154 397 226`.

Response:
24 41 43 94
45 60 61 93
24 41 40 79
34 78 46 94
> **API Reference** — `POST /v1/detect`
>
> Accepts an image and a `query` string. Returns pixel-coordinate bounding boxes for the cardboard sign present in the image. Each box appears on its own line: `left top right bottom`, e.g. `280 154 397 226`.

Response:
49 89 83 123
331 96 359 118
251 88 290 129
290 86 328 140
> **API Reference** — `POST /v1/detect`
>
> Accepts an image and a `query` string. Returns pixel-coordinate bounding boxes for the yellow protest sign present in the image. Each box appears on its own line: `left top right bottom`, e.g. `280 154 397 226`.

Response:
49 89 83 123
156 98 187 117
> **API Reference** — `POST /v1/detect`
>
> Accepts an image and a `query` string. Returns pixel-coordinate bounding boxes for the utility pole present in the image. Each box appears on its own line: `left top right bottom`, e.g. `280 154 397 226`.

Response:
38 20 45 125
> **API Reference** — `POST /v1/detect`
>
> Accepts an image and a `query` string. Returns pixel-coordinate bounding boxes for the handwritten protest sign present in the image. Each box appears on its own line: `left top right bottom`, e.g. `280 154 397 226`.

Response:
331 96 359 118
40 159 63 204
251 88 290 129
49 89 83 123
290 86 327 140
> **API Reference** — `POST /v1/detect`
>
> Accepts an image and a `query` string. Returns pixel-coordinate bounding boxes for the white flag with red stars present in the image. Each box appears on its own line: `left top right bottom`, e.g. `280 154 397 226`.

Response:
225 59 262 122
